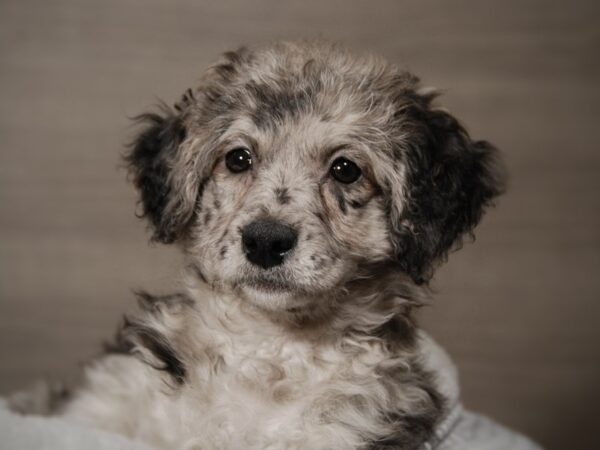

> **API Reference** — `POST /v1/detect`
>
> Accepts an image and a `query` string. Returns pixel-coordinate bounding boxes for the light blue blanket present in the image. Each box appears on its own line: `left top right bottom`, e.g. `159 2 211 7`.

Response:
421 404 542 450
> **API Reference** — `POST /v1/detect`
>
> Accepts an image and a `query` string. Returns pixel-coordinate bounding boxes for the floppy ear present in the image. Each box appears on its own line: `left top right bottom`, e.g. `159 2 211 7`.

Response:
124 48 253 244
125 103 195 244
392 95 506 284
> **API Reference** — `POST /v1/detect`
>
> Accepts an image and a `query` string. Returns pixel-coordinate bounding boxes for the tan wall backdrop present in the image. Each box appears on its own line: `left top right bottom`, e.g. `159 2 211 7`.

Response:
1 1 599 449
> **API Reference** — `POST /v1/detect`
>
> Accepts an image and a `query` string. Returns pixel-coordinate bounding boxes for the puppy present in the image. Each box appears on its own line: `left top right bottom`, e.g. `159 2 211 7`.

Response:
12 41 504 449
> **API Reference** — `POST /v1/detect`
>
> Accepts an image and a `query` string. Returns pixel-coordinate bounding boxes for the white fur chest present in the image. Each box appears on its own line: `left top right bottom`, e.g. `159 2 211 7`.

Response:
170 305 378 450
63 288 451 450
65 293 391 450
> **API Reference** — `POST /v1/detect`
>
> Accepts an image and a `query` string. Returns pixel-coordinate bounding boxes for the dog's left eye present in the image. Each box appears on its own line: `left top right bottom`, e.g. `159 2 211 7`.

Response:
225 147 253 173
330 157 362 184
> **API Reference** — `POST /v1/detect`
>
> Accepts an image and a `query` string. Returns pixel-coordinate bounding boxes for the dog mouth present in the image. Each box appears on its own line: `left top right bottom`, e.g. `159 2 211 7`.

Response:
239 275 320 315
236 268 312 296
244 276 296 293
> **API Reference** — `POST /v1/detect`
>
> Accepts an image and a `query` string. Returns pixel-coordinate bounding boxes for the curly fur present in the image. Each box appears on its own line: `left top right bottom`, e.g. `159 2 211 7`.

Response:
11 41 505 450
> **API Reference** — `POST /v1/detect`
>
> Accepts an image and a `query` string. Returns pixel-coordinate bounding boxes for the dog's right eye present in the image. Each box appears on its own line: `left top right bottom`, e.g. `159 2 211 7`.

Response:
225 148 253 173
330 157 362 184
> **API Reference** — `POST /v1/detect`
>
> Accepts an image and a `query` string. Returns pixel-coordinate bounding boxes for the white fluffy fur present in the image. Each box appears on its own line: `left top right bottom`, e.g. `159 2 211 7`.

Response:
60 272 456 450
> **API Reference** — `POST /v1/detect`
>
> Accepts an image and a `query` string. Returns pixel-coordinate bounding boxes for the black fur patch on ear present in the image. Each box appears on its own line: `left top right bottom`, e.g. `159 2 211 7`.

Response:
394 99 506 285
125 104 187 244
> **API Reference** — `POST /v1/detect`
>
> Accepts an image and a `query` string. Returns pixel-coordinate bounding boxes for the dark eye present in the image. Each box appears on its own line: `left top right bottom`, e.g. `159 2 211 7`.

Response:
330 157 361 184
225 147 253 173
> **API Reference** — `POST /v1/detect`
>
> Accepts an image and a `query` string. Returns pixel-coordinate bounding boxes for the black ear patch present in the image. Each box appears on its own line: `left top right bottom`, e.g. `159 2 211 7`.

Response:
394 101 506 284
125 105 188 243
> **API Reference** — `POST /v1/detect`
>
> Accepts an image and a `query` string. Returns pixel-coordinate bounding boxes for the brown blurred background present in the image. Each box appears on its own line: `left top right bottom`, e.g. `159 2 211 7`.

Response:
0 0 598 448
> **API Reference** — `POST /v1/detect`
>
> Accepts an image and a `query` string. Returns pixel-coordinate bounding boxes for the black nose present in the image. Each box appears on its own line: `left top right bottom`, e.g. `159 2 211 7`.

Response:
241 219 297 269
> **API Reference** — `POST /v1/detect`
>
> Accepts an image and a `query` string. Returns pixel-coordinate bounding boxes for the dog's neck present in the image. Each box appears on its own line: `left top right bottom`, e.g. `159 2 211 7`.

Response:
181 269 460 433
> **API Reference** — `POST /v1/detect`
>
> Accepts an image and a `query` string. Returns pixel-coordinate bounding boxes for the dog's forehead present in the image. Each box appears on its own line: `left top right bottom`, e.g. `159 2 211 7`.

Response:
221 110 373 162
216 87 399 168
185 44 420 173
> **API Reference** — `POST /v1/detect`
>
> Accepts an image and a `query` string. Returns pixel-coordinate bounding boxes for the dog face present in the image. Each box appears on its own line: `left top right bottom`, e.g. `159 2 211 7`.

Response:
126 42 504 315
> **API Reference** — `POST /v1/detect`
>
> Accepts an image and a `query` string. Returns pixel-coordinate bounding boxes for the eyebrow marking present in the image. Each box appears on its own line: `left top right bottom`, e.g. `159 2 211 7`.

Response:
321 143 349 163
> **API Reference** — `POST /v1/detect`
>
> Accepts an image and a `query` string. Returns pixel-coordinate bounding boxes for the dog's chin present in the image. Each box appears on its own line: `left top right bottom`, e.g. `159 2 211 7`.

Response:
240 282 299 311
237 278 318 316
